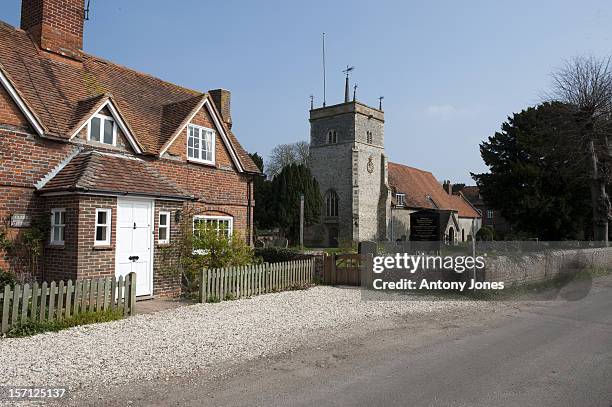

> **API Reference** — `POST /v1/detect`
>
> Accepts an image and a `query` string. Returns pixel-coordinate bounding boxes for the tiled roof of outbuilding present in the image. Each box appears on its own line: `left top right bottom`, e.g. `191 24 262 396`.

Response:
388 162 480 218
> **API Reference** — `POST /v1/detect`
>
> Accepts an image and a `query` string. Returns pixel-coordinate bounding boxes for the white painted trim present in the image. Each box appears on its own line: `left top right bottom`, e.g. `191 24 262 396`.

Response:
159 98 244 172
87 114 118 146
0 68 45 136
158 210 170 244
94 208 112 246
186 123 216 166
70 99 143 154
193 214 234 237
49 208 66 246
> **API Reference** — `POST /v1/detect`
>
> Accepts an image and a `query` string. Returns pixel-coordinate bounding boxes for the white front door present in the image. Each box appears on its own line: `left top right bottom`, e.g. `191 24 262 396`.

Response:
115 198 154 296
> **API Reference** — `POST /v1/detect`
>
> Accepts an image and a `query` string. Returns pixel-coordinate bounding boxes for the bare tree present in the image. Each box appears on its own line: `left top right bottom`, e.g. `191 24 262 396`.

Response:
266 141 309 178
550 55 612 244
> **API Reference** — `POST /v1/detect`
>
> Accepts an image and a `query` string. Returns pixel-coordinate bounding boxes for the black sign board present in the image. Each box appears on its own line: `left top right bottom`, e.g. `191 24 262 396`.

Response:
410 209 441 241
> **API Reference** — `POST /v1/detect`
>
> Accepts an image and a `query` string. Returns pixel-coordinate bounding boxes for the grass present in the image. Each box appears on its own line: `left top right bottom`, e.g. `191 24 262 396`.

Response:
4 309 125 338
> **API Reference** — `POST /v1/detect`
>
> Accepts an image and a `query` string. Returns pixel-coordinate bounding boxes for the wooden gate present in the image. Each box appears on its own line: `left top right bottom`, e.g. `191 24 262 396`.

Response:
323 253 365 285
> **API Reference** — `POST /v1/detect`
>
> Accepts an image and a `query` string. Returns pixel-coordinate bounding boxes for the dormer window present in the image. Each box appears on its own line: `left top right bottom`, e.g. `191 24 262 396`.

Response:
396 193 405 207
187 124 215 165
327 130 337 144
88 114 117 146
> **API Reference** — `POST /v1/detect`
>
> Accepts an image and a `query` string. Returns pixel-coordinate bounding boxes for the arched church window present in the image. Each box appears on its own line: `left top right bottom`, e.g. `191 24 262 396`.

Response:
325 190 339 217
327 130 337 144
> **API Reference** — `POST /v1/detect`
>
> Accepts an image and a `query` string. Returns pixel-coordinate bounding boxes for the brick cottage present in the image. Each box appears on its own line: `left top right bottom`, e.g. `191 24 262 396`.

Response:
0 0 260 297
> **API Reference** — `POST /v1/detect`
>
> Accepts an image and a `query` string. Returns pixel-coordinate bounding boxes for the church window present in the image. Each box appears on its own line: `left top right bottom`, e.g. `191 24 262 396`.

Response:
395 193 405 207
487 209 494 219
327 130 337 144
366 131 373 144
325 190 339 217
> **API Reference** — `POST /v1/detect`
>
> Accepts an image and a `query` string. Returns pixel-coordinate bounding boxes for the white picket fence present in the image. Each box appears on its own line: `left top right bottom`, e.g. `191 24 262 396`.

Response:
0 273 137 333
200 259 314 303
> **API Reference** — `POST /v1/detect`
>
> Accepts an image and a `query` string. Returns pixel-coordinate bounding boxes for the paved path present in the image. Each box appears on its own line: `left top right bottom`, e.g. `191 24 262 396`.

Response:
76 276 612 407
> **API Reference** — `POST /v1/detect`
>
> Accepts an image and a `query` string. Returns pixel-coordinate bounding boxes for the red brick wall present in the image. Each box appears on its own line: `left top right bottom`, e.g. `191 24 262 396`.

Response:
76 195 116 279
153 200 182 297
21 0 84 58
43 195 78 282
0 84 31 130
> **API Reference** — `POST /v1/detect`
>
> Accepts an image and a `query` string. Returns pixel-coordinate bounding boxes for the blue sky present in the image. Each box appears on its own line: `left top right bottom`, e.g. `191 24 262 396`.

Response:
3 0 612 183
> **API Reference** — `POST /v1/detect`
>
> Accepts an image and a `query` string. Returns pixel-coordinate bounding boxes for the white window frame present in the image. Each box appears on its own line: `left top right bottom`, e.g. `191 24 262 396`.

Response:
50 208 66 245
193 215 233 238
187 124 216 165
396 193 405 207
94 208 112 246
158 211 171 244
87 113 117 146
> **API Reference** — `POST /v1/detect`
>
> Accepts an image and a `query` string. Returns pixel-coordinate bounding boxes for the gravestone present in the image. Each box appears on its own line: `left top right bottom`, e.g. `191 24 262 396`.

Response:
358 240 377 255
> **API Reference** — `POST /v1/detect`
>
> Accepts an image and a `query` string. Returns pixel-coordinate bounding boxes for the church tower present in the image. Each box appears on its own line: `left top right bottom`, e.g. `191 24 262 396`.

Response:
307 78 390 246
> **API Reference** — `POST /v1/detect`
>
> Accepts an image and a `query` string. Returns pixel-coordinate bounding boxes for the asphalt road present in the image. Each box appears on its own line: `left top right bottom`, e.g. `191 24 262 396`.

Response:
79 276 612 407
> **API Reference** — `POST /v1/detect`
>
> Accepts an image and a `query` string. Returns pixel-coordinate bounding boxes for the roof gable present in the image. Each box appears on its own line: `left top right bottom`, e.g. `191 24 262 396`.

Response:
159 96 244 172
67 95 143 154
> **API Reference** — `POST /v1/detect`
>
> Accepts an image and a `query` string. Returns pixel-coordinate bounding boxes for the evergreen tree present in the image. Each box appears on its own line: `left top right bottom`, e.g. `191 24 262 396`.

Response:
270 164 322 243
472 102 592 240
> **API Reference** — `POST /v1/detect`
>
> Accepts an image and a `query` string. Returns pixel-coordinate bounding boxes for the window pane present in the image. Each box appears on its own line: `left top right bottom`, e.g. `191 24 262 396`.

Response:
59 226 64 242
53 227 60 242
96 226 106 241
59 211 65 224
54 211 61 224
103 119 113 144
97 210 107 225
91 117 101 141
159 227 167 241
160 213 167 226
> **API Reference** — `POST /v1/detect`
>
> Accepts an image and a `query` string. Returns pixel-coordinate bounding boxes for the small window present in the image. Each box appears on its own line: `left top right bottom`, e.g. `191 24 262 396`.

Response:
187 124 215 164
487 209 494 219
50 208 66 245
366 131 373 144
88 114 116 146
327 130 337 144
159 211 170 244
325 190 339 217
395 193 405 207
193 215 233 239
94 208 112 246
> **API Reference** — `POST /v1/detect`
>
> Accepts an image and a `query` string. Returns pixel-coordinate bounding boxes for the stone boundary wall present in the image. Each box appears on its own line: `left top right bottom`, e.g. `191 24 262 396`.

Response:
482 247 612 285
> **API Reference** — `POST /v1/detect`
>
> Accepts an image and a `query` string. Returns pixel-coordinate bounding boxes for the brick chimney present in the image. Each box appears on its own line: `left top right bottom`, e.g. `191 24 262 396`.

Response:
208 89 232 129
443 180 452 195
21 0 84 60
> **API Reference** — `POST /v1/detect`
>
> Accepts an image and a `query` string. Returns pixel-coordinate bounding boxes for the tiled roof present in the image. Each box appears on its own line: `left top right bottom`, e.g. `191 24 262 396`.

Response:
0 21 259 173
388 162 480 218
39 150 193 200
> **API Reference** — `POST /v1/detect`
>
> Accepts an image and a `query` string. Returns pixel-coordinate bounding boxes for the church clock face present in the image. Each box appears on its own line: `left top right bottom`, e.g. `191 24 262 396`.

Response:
367 156 374 173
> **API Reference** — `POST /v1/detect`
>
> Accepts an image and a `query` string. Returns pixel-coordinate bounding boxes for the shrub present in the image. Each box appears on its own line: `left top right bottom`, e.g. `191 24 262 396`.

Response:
254 247 312 263
0 269 16 288
4 309 124 338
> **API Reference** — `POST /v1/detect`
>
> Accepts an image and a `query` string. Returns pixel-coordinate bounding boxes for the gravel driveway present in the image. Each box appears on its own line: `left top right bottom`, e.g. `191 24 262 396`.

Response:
0 286 483 396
